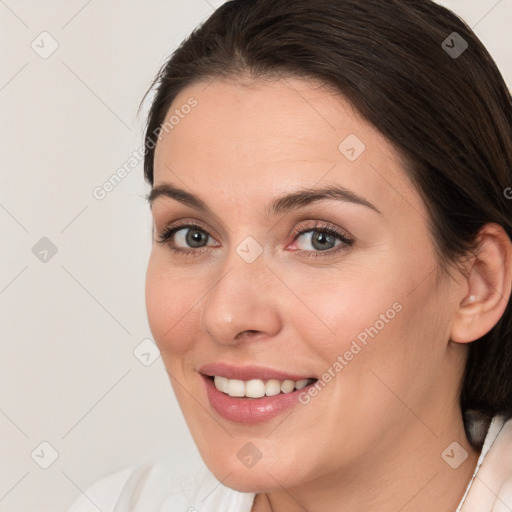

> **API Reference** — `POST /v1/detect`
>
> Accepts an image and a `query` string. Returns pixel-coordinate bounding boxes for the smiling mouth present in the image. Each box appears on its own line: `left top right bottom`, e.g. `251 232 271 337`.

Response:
207 375 317 398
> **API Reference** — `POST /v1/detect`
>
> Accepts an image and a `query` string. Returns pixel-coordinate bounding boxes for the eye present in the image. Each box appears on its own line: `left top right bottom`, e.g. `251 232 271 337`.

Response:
155 220 354 259
156 221 217 256
289 222 354 258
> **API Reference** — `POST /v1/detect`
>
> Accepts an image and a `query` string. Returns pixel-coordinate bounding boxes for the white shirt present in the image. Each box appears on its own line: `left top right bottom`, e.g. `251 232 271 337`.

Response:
67 414 512 512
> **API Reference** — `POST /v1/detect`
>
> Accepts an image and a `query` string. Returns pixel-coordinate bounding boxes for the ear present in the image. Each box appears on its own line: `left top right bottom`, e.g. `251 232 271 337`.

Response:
450 223 512 343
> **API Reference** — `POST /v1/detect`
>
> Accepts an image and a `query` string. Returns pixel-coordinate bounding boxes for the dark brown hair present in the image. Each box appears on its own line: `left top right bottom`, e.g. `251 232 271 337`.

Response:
140 0 512 445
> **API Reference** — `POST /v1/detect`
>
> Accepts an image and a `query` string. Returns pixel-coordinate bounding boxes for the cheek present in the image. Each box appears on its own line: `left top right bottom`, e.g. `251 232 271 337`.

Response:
282 265 402 361
281 258 429 421
145 252 201 356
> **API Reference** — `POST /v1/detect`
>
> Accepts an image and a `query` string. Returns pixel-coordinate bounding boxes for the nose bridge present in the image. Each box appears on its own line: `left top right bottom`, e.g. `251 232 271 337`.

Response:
199 243 281 344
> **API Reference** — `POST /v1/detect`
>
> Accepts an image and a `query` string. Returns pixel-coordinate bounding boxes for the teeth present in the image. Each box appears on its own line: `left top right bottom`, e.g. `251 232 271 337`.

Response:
245 379 266 398
295 379 309 390
265 379 282 396
227 379 245 397
214 376 229 394
212 376 314 398
280 380 295 393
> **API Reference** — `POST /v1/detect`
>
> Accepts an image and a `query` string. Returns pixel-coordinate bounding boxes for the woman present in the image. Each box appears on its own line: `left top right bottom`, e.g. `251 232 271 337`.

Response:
68 0 512 510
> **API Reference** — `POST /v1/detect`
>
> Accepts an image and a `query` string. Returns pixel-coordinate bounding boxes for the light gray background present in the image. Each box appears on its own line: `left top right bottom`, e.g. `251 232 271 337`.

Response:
0 1 510 511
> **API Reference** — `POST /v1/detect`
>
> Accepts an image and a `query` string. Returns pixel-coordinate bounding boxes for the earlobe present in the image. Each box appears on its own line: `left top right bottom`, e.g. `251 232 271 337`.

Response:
450 223 512 344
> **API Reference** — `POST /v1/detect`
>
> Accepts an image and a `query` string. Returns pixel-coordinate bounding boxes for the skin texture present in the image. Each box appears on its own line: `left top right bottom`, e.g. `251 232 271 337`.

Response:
145 77 512 512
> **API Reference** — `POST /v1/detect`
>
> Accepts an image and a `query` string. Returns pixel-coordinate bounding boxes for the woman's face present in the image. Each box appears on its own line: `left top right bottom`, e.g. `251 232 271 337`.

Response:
146 77 467 492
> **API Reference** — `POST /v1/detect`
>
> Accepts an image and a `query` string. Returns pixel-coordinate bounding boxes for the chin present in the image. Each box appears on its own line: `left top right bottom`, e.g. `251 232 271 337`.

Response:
200 447 302 493
210 464 292 493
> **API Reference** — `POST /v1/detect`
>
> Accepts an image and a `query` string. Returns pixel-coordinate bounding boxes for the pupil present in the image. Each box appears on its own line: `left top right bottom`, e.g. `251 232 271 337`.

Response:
187 229 207 248
313 231 333 251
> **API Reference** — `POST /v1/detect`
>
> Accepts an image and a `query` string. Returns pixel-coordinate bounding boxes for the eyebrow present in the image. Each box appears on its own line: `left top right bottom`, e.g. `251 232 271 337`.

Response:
147 182 381 216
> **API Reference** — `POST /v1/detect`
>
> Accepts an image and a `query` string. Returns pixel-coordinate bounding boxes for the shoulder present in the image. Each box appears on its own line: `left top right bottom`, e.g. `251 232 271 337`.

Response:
460 414 512 512
66 457 256 512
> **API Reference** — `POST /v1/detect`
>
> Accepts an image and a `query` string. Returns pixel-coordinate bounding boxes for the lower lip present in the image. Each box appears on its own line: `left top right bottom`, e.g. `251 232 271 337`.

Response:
201 374 316 424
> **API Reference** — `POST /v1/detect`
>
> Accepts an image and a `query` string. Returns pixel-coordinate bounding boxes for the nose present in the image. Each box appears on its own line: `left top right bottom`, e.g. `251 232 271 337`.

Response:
199 250 282 346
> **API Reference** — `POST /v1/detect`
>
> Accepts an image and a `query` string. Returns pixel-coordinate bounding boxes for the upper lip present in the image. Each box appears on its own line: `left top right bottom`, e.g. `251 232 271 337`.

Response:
199 362 315 381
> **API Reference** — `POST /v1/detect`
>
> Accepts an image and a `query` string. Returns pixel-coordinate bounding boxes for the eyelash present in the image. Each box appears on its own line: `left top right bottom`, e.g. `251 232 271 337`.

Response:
155 220 354 259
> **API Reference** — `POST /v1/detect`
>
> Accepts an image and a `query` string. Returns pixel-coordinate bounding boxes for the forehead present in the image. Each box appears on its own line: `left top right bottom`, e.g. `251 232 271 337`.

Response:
152 77 426 220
